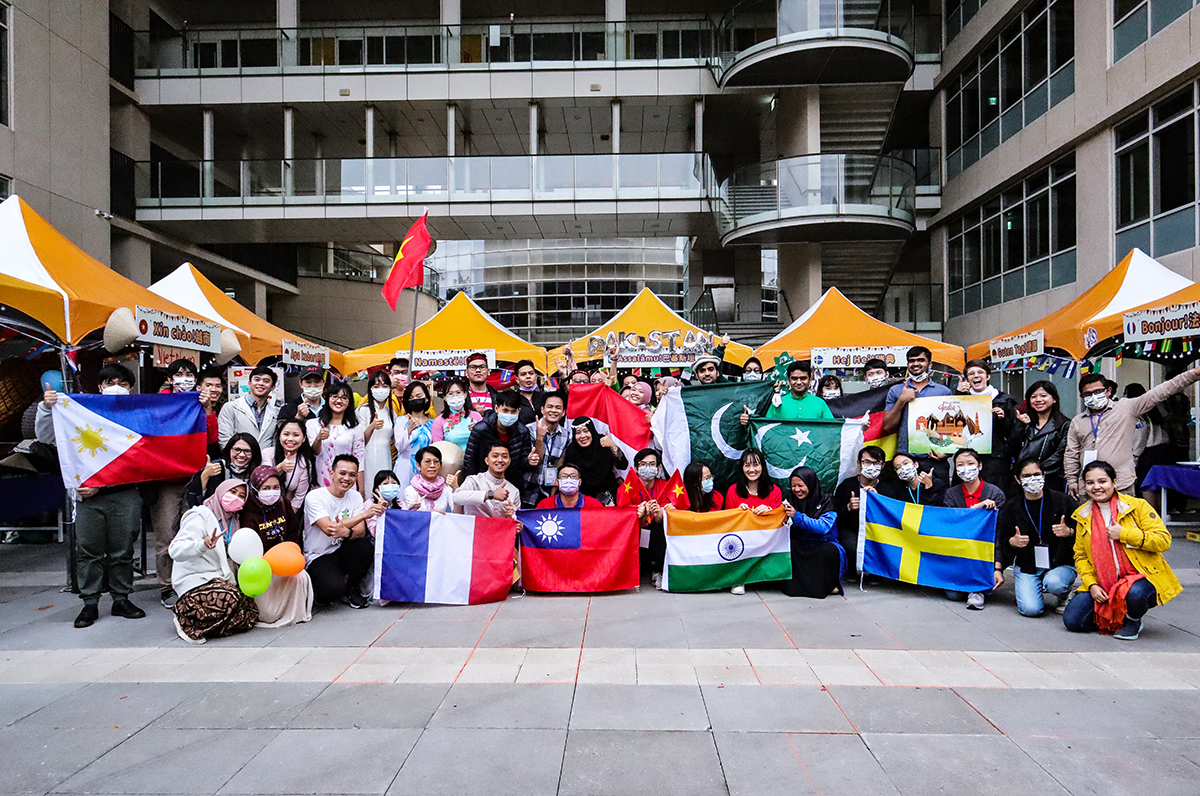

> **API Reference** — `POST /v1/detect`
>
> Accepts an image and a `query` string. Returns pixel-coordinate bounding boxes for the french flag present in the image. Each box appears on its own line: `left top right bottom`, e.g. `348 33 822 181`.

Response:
377 510 516 605
51 393 206 490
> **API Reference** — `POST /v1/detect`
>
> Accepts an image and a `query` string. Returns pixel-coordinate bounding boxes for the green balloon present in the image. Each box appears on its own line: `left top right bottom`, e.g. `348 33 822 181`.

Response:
237 557 272 597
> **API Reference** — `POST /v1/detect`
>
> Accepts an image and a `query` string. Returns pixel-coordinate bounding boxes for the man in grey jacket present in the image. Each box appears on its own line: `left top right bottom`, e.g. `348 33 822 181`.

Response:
217 365 279 452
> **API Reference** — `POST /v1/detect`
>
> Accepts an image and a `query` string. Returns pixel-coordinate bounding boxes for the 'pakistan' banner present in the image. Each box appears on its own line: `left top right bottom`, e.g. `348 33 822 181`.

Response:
680 380 776 490
747 418 845 494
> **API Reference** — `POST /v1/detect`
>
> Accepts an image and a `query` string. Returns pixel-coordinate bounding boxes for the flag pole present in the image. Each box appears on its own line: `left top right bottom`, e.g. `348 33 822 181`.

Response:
404 208 430 374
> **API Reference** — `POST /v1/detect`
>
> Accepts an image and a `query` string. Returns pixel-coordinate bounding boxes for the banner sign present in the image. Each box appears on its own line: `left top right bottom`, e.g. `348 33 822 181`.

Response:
135 306 220 353
590 330 716 367
404 348 496 371
907 394 992 456
811 346 909 370
1123 300 1200 343
227 365 285 406
989 330 1044 363
151 345 199 370
282 338 329 369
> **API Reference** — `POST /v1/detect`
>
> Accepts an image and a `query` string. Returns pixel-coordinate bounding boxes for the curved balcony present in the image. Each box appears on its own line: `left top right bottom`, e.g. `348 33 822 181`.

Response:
715 154 915 245
713 0 913 87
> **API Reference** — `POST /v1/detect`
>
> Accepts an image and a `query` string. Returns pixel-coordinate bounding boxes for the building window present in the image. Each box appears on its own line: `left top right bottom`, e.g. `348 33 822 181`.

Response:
0 4 9 127
0 174 10 198
945 0 1074 181
1115 83 1200 258
1114 0 1199 62
948 153 1076 318
946 0 990 43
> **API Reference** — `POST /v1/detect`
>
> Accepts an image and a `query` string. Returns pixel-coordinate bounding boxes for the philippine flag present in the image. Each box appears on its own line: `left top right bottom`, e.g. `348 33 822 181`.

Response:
516 507 640 593
51 393 206 490
377 510 516 605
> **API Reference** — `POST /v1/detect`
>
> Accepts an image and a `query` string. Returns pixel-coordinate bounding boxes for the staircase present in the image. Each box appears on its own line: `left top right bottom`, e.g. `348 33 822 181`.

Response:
820 240 905 314
820 84 902 153
721 321 788 348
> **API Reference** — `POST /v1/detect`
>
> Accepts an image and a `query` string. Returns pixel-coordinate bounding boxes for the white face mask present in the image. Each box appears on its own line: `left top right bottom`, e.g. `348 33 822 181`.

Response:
172 375 195 392
1083 393 1109 411
370 387 391 403
957 465 980 483
743 371 763 382
1020 475 1045 494
822 390 841 400
101 384 129 396
557 477 581 495
302 385 323 401
637 464 658 481
896 463 918 482
701 478 714 493
907 368 929 383
860 464 882 480
446 394 466 413
257 488 281 506
866 374 888 389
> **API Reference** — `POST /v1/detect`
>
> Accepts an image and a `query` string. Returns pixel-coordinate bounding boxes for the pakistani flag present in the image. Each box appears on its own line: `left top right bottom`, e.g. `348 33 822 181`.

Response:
748 418 845 494
677 380 776 490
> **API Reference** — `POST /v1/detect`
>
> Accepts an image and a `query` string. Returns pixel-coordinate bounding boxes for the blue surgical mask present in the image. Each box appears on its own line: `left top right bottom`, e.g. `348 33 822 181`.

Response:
497 410 520 427
379 483 401 501
700 478 714 493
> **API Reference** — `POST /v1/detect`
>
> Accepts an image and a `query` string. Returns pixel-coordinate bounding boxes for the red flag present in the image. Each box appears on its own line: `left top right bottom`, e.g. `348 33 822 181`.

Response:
381 213 433 310
517 507 640 592
662 469 691 511
615 468 690 511
566 383 652 476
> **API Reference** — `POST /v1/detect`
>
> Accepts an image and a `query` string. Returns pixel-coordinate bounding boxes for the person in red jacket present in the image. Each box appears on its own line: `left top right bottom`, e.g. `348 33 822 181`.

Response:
723 448 783 596
683 462 724 512
535 463 603 509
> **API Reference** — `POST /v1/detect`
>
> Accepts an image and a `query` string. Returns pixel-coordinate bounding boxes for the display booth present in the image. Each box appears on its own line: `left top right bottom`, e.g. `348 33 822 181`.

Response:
755 287 965 372
563 287 753 370
341 292 549 373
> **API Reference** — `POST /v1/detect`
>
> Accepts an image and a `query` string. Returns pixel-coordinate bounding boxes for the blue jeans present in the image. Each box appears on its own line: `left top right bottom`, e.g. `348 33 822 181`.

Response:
1013 565 1077 617
1062 578 1158 632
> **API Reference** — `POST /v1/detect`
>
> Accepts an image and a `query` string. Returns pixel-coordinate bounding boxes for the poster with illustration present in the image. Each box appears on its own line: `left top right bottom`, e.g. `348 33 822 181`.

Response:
907 395 992 456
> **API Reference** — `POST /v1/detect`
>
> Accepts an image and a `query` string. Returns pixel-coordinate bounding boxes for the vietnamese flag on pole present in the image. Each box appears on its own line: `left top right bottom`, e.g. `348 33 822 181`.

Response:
566 383 652 478
381 212 433 310
516 507 640 592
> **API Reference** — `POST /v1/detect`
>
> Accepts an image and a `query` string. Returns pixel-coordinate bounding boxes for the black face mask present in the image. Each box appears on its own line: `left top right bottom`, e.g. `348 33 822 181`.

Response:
405 398 430 413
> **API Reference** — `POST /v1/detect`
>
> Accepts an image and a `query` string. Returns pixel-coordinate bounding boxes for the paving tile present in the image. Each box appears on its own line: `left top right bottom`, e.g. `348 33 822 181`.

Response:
54 728 277 794
828 686 999 735
702 685 854 733
1015 735 1200 796
797 649 881 686
854 649 947 687
0 683 84 727
388 728 566 796
15 682 201 730
570 684 710 730
0 726 132 795
516 647 580 683
1021 652 1127 689
429 683 574 729
497 595 591 620
1078 652 1197 690
956 687 1154 738
575 663 637 685
476 618 586 648
965 650 1066 688
863 734 1071 796
694 664 759 685
458 647 527 683
393 647 473 683
288 683 450 729
636 663 699 685
337 662 403 683
744 648 804 667
374 617 493 648
150 682 327 729
715 732 901 796
907 649 1007 688
219 728 421 794
636 647 694 666
753 665 822 685
1080 689 1200 739
560 730 726 796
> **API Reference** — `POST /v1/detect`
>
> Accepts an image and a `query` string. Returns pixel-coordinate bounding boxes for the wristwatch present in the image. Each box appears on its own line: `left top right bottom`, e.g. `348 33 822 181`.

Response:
486 489 494 501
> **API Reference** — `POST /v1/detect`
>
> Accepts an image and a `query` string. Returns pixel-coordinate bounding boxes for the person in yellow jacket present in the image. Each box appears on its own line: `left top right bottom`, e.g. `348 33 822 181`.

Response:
1063 460 1181 640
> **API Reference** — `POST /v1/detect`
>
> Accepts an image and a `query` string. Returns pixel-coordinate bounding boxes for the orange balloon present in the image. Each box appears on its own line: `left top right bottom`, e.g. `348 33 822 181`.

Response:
262 541 305 577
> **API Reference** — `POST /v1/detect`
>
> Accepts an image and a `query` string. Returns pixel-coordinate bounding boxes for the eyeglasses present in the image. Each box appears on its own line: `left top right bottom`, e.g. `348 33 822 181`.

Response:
1082 388 1107 398
231 447 253 457
467 364 488 370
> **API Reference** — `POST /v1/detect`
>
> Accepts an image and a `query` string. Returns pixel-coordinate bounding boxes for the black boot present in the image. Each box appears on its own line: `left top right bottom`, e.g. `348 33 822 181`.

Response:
74 604 99 628
111 598 146 619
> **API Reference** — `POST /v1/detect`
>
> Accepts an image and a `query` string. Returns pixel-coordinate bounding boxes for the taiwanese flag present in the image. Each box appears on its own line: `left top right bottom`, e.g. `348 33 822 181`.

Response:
516 507 640 592
566 382 652 477
376 510 516 605
50 392 206 489
381 213 433 310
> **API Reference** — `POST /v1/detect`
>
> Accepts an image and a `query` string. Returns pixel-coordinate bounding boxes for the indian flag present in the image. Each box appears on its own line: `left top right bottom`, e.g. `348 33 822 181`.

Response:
662 507 792 592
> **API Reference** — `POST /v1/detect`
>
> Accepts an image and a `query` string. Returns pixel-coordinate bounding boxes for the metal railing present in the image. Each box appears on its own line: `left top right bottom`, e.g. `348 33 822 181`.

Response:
110 149 137 221
297 247 442 299
132 19 715 76
136 153 711 206
714 153 916 237
686 287 721 333
110 13 136 88
711 0 914 75
888 148 940 189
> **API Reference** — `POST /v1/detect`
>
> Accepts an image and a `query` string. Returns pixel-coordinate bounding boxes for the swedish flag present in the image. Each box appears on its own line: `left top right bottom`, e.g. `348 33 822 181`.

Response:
858 491 996 593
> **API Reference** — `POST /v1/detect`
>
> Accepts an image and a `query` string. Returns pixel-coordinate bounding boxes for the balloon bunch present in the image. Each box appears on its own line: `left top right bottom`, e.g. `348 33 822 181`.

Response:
227 529 305 597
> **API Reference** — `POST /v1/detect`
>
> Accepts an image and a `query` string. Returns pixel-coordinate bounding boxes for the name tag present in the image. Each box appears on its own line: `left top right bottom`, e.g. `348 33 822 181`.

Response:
1034 545 1051 570
1082 449 1097 466
543 466 557 486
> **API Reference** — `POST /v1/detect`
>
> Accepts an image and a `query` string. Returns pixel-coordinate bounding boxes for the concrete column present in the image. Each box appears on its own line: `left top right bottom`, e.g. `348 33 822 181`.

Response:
110 233 152 285
529 102 539 156
277 0 298 67
314 135 324 198
388 132 398 197
611 100 621 154
239 141 251 197
442 0 461 66
693 98 703 153
202 108 214 198
775 86 820 158
446 103 456 157
253 282 268 320
606 0 625 60
776 243 822 323
364 105 375 200
282 105 294 196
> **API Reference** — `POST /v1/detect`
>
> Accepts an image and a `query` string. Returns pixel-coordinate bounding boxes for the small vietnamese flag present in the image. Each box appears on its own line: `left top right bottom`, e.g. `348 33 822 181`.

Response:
382 213 433 310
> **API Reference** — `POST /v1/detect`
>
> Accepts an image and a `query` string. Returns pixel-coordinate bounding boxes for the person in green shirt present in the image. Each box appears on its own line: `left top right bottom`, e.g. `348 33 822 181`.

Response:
741 360 833 425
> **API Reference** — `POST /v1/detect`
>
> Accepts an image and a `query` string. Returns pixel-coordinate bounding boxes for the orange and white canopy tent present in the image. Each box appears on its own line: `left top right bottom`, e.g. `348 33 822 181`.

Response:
756 287 965 371
565 287 754 367
967 249 1193 361
342 291 548 373
150 263 342 370
0 195 210 344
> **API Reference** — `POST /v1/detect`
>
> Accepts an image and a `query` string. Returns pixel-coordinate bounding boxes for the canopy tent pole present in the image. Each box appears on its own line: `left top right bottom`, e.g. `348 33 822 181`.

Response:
58 348 78 594
406 287 419 371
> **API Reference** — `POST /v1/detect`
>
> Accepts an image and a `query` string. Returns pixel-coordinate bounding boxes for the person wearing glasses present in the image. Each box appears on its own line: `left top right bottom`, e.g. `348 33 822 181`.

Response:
464 352 496 414
1064 367 1200 499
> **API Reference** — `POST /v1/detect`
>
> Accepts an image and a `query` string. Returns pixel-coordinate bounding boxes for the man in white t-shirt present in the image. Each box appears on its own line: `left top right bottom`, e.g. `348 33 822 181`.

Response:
454 443 520 518
304 454 383 608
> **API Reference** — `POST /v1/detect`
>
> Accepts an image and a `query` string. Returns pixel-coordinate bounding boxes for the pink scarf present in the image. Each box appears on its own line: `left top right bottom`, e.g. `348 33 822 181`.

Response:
410 474 446 510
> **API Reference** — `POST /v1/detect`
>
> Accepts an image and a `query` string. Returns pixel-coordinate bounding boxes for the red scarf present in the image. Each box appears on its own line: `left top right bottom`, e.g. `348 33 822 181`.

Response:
1089 497 1145 633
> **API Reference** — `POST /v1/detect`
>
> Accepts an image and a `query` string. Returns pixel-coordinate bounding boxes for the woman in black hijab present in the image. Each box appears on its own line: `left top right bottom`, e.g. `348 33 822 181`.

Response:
781 466 845 599
563 417 628 504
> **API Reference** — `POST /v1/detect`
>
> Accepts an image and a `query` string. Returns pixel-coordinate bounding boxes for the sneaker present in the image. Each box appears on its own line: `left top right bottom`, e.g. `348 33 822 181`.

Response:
1114 618 1142 641
966 592 985 610
730 584 745 595
111 598 146 619
160 587 178 609
651 573 663 591
343 591 369 609
173 614 206 645
73 604 99 628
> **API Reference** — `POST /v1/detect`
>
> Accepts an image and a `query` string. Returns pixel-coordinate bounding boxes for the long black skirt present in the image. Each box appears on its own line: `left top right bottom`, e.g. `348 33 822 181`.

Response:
782 542 843 599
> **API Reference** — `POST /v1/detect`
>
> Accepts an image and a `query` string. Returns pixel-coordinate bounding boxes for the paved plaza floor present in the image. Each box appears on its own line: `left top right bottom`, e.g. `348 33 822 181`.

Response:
3 537 1200 795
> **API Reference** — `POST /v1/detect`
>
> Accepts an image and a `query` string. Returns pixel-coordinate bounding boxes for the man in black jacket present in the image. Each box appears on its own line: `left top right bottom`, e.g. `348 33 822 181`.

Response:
463 389 533 479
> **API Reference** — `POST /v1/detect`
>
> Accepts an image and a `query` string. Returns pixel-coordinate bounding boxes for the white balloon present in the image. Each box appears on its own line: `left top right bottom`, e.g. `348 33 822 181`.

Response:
227 527 264 565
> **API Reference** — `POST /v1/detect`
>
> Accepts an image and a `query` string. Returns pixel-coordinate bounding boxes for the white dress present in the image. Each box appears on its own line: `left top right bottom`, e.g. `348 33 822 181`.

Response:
305 418 366 489
356 401 396 488
392 416 433 485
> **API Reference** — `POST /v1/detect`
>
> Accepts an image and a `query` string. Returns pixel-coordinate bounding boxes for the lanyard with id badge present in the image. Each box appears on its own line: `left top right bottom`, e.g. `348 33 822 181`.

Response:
1025 497 1052 570
1083 410 1106 467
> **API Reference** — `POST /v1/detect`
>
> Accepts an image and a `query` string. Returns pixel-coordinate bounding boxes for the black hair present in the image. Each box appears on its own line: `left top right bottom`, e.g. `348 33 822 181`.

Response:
485 442 512 458
1012 456 1045 477
249 364 277 384
734 447 769 499
558 462 582 479
494 388 522 411
97 363 135 388
858 445 886 463
388 357 410 370
402 381 432 415
906 346 932 362
542 390 566 409
817 375 842 393
683 461 714 513
743 357 763 371
330 453 360 472
1123 383 1147 399
864 358 888 372
273 418 317 488
954 447 982 467
223 433 263 475
634 448 660 468
166 359 198 377
318 381 359 427
514 359 538 375
367 370 395 424
439 377 474 418
891 449 917 468
372 469 403 509
964 358 992 375
1082 460 1117 482
1078 373 1108 395
198 367 225 383
785 360 812 377
415 445 442 464
1022 380 1069 427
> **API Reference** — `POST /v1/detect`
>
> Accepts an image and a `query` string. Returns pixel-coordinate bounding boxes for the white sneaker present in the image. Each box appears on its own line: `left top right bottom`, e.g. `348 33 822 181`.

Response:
966 592 985 610
651 573 663 590
730 585 745 595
